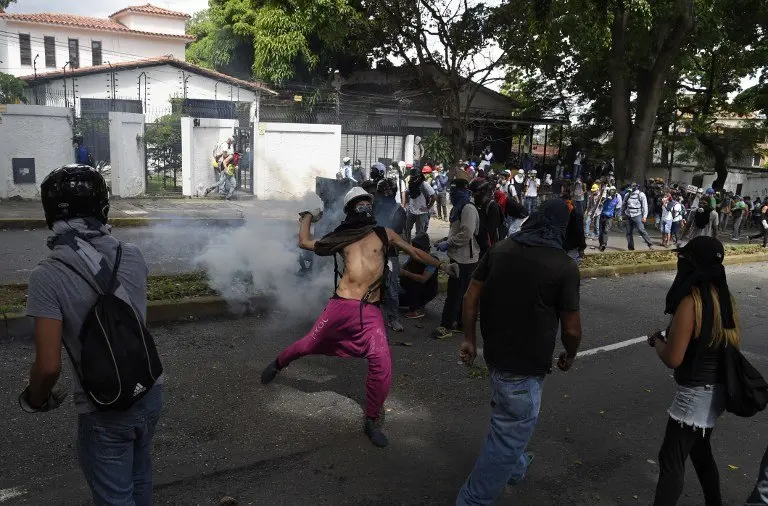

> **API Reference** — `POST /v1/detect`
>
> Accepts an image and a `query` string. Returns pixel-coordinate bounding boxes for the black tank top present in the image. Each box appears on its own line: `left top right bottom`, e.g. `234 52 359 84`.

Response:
673 327 724 387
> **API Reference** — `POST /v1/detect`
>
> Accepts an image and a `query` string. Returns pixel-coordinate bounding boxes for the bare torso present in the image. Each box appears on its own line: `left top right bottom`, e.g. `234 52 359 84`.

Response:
336 231 385 302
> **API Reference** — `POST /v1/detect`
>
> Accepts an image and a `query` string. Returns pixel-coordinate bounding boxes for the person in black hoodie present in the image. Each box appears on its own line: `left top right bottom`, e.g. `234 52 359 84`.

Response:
399 233 440 319
563 194 586 263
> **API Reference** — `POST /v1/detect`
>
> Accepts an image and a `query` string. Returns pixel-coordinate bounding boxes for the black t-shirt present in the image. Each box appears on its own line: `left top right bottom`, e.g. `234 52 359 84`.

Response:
472 240 580 375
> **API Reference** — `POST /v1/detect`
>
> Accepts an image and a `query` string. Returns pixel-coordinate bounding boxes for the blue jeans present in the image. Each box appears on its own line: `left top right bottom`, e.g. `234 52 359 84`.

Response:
747 445 768 505
625 215 653 249
457 372 544 505
78 385 163 506
524 196 537 215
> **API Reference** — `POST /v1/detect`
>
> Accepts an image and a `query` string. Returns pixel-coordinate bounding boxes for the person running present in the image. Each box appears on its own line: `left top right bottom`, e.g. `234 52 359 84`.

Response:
399 233 440 319
648 236 740 505
432 170 480 340
261 187 457 448
373 178 407 333
623 182 654 250
598 187 621 252
22 165 163 505
747 200 768 248
457 199 582 505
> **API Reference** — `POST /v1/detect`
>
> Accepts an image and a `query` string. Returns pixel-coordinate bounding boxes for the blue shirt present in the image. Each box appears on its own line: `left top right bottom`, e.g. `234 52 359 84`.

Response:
432 173 448 193
602 196 620 217
75 145 89 164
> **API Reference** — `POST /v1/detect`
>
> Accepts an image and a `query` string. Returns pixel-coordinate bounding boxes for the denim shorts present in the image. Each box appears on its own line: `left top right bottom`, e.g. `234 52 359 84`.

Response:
661 220 672 234
667 383 726 433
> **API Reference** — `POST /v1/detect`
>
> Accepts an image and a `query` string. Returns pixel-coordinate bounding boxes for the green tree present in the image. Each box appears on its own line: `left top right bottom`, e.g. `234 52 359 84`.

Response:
186 0 374 84
0 0 17 8
0 72 27 104
144 115 182 191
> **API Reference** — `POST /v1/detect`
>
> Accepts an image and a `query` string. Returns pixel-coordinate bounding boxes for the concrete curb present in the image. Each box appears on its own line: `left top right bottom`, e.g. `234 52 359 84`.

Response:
1 295 270 341
0 217 245 230
3 253 766 341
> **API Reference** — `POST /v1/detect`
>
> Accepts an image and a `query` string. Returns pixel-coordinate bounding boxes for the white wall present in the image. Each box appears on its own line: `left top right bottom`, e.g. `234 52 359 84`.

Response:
1 21 186 77
181 117 239 197
109 111 145 197
647 165 768 199
253 123 342 200
30 64 258 122
0 104 73 199
113 14 187 36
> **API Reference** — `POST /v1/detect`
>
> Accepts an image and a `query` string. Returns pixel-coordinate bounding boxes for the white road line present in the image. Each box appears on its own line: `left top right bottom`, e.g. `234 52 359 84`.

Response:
578 336 648 357
0 487 26 503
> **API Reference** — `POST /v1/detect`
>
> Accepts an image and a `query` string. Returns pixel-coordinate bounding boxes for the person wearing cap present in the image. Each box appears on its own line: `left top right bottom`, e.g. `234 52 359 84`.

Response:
457 199 582 505
513 169 526 200
262 187 458 448
622 182 654 250
339 156 356 182
648 236 742 505
731 196 748 240
523 169 541 215
432 170 480 340
584 183 601 239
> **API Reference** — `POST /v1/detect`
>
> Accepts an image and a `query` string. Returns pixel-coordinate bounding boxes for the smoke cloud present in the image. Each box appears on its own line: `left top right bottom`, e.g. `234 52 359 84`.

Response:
194 193 347 317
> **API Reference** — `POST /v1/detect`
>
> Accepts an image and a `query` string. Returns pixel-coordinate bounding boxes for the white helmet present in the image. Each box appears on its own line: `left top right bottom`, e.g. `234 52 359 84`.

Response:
518 169 525 174
530 169 537 175
343 157 351 164
398 161 407 170
343 186 371 210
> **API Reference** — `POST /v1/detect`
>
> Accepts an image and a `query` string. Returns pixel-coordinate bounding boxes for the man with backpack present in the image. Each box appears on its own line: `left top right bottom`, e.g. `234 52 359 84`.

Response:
598 187 622 252
469 177 506 260
623 182 654 250
21 165 163 505
261 187 457 448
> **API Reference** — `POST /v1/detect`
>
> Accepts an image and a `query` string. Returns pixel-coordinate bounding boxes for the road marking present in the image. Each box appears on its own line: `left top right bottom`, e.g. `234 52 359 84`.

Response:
578 336 648 357
0 487 26 502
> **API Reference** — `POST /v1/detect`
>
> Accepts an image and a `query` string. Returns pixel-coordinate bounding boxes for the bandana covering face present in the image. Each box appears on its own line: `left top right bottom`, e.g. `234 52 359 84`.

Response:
449 187 472 223
510 199 570 250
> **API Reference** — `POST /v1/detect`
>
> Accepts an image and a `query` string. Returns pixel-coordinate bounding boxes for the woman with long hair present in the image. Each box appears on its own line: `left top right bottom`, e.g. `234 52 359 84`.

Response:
649 236 740 505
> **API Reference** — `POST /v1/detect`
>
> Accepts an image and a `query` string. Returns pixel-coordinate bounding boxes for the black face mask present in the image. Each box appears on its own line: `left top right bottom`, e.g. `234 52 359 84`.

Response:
340 201 376 230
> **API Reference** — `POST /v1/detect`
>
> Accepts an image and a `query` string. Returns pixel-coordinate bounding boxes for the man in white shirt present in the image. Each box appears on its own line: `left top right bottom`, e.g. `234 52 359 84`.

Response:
523 169 540 214
479 146 494 171
623 183 653 250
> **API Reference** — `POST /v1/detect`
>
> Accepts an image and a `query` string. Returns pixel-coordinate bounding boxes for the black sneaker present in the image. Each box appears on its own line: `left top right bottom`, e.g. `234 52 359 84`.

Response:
261 359 282 385
364 418 389 448
599 245 606 252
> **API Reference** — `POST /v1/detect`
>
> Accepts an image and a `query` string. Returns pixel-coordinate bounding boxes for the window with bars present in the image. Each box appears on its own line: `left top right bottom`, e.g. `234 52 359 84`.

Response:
91 41 102 66
44 37 56 67
19 34 31 65
68 38 79 69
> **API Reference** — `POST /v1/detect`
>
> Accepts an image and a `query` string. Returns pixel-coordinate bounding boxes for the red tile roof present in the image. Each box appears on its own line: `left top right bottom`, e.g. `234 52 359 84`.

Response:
20 55 277 95
0 11 195 40
109 4 190 20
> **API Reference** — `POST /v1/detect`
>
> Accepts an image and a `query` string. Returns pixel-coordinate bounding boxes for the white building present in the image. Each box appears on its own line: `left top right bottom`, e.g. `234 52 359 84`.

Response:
20 55 275 122
0 3 193 78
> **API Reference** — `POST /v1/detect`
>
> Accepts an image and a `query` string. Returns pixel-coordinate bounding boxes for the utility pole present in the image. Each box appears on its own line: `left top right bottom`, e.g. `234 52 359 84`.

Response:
62 62 70 108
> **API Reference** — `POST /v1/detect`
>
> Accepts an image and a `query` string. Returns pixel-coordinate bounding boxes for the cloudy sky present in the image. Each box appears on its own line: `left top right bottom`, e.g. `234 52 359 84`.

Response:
5 0 208 17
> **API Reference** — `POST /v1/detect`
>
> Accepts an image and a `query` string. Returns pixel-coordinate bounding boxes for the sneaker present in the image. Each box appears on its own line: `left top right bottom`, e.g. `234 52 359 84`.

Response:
732 237 740 241
261 358 282 385
647 244 654 250
364 417 389 448
389 320 404 332
599 245 606 252
432 326 453 340
405 310 425 319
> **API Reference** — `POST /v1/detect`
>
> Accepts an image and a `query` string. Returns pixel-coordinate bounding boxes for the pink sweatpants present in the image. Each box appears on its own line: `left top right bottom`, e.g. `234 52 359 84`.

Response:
278 297 392 420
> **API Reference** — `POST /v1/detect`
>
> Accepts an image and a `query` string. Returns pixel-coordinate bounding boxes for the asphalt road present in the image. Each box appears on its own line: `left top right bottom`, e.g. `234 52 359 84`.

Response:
0 263 766 505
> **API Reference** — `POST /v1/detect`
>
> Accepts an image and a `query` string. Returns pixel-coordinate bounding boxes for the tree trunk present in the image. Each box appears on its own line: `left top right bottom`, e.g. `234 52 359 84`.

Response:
611 0 695 184
609 1 631 181
697 134 728 190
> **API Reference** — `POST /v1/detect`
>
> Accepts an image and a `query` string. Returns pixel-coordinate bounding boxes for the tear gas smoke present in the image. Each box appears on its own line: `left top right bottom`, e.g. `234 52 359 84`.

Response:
194 193 347 317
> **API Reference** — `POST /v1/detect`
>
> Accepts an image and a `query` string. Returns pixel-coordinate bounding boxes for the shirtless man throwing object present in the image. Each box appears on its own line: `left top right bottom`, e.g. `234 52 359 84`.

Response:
261 187 457 447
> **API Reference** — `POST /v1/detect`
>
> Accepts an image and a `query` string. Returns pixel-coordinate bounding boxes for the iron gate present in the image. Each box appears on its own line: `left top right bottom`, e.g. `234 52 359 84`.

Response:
234 125 253 194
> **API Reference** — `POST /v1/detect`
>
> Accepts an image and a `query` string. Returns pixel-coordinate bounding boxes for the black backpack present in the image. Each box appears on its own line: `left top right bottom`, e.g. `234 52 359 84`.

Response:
54 245 163 411
723 344 768 417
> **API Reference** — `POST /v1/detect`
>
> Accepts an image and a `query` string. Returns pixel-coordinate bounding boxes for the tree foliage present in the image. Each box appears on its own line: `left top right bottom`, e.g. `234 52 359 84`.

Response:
0 0 16 9
187 0 374 84
0 72 27 104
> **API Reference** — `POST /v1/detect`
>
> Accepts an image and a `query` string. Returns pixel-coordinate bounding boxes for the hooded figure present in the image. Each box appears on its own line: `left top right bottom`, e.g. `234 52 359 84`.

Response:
511 199 570 250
